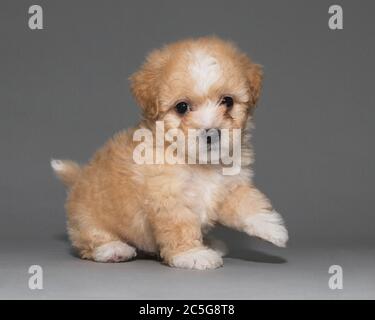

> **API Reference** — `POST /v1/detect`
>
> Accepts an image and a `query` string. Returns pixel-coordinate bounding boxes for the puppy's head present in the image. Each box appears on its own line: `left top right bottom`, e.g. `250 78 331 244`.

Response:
130 37 262 157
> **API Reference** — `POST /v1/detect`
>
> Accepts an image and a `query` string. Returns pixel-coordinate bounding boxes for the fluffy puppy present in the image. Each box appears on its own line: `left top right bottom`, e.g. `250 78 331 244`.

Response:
52 37 288 270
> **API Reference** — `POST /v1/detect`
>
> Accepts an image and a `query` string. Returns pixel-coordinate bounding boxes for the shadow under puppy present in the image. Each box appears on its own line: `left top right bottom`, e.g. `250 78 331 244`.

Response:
52 37 288 270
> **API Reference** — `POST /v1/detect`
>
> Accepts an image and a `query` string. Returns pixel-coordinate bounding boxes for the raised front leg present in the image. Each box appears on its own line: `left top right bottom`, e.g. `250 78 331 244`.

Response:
149 203 223 270
218 184 288 247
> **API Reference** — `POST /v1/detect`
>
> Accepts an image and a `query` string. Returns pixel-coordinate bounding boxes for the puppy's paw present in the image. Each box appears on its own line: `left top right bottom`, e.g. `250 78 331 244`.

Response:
170 248 223 270
93 241 137 262
245 211 289 247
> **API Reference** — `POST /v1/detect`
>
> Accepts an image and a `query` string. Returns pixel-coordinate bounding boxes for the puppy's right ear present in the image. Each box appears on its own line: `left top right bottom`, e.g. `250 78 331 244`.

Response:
129 50 166 120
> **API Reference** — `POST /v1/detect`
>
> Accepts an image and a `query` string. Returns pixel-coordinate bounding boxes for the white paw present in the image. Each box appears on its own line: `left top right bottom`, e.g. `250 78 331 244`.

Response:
170 248 223 270
245 211 289 247
93 241 137 262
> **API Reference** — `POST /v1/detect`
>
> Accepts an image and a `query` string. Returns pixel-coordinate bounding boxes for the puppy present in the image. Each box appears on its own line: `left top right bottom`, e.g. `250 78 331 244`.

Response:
52 37 288 270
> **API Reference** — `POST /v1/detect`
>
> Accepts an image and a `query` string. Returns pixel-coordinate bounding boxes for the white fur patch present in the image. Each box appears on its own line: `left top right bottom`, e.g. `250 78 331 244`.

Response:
189 50 221 95
93 241 137 263
194 100 218 129
244 211 288 247
185 169 224 225
170 248 223 270
51 159 65 171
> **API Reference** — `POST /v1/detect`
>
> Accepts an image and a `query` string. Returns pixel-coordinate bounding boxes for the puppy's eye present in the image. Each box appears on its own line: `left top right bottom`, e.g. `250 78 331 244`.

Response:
221 96 234 108
175 101 189 114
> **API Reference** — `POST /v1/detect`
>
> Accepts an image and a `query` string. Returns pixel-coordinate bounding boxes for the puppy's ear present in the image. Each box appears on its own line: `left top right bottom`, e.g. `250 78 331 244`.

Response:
129 50 166 119
241 55 263 107
247 63 263 106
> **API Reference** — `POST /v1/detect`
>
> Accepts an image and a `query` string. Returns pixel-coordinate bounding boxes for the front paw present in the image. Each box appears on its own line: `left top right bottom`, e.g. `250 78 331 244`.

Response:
169 248 223 270
244 211 289 247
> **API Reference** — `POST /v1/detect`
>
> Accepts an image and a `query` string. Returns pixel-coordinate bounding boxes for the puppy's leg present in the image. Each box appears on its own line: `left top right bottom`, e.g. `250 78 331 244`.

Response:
149 205 223 270
218 185 288 247
67 220 136 263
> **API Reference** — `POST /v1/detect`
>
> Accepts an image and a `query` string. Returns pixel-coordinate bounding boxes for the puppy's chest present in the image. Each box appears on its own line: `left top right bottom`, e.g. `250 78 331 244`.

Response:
184 170 227 226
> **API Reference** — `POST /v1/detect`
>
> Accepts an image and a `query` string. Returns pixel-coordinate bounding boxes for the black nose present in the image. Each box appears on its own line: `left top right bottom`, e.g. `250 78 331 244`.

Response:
205 128 221 144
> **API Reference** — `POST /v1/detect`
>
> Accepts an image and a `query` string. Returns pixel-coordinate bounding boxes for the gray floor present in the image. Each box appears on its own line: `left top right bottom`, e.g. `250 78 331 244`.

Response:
0 235 374 299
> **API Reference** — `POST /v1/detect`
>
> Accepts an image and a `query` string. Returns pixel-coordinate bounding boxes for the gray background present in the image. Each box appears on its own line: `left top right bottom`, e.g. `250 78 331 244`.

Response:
0 0 374 299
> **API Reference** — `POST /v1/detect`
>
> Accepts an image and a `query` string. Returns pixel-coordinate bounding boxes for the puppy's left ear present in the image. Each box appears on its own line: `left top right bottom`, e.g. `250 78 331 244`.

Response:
241 56 263 107
129 50 166 119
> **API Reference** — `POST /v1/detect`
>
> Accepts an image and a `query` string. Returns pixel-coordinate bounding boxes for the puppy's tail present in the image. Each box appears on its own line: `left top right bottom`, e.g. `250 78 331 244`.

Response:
51 159 81 188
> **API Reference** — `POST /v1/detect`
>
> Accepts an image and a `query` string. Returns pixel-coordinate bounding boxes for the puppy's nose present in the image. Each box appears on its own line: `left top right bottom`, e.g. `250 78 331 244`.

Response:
205 128 221 144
